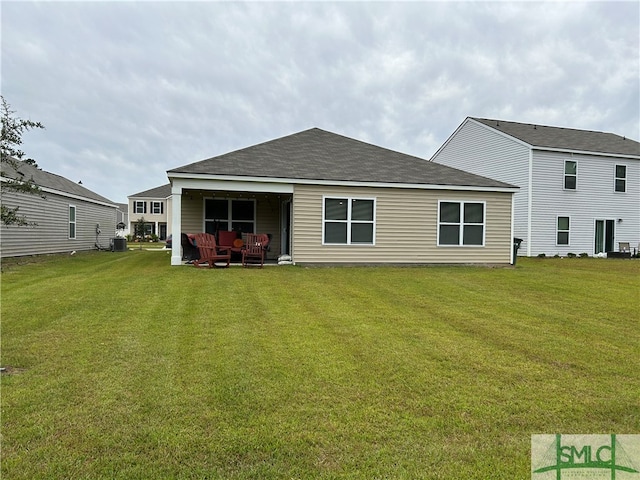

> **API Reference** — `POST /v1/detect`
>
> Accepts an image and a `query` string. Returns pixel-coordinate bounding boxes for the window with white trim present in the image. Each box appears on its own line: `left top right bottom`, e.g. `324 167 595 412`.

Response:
151 201 164 214
69 205 76 239
323 197 375 245
615 165 626 193
134 201 146 214
564 161 577 190
438 201 485 246
557 216 570 245
204 198 255 234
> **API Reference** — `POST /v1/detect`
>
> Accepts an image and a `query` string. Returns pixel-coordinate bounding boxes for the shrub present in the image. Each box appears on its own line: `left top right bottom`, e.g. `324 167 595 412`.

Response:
567 252 577 258
537 253 546 258
579 253 589 258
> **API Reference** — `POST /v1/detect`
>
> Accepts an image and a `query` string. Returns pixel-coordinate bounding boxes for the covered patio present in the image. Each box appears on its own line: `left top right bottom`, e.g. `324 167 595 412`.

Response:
168 177 293 266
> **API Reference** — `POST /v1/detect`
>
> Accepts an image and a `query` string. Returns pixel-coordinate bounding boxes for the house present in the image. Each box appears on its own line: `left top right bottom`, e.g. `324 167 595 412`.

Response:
431 118 640 257
166 128 518 266
0 159 117 257
128 184 172 241
115 203 129 236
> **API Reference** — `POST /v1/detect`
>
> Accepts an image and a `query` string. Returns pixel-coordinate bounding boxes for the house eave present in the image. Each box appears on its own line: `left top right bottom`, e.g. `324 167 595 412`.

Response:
1 175 117 208
167 172 518 194
531 146 640 160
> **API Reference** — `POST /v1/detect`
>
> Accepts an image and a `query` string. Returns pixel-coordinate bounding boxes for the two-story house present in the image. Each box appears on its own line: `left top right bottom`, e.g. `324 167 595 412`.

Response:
128 184 171 241
431 117 640 257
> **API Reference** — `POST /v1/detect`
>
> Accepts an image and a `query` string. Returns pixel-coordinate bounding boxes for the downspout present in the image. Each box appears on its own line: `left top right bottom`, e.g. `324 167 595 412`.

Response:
511 193 516 265
527 149 533 256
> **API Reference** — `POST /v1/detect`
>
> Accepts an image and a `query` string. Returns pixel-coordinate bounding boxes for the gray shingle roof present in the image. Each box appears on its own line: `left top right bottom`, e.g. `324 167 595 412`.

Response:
472 117 640 157
129 183 171 198
168 128 515 189
2 159 114 204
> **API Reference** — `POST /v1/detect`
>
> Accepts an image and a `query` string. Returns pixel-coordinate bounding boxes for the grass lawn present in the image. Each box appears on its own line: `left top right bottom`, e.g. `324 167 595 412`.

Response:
1 251 638 479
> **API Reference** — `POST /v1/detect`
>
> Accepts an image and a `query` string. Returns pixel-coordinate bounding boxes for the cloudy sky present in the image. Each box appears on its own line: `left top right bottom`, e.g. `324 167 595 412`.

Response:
3 1 638 204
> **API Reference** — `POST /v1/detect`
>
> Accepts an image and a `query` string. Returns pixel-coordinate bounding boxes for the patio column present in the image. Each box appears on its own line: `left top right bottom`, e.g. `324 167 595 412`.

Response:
170 189 182 265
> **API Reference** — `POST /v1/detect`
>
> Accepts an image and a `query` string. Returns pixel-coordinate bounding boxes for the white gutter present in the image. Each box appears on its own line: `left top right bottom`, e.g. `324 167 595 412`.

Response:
527 149 533 257
167 172 518 193
0 176 117 208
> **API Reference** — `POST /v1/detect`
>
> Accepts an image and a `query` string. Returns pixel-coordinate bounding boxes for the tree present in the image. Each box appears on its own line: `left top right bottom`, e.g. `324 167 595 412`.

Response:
1 96 45 225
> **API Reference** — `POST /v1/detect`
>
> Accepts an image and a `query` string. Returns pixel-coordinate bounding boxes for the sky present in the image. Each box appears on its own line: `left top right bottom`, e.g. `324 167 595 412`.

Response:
2 1 639 204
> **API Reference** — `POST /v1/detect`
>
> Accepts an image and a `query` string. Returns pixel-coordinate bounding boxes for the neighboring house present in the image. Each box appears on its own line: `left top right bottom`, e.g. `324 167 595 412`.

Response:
127 184 172 240
431 117 640 257
0 159 117 257
115 203 129 236
166 128 518 266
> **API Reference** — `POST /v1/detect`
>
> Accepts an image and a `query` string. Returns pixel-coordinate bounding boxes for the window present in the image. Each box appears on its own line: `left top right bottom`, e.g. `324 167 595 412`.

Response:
204 198 255 234
151 201 164 214
134 201 146 214
438 201 485 246
69 205 76 239
615 165 627 193
557 216 570 245
564 161 577 190
323 197 375 245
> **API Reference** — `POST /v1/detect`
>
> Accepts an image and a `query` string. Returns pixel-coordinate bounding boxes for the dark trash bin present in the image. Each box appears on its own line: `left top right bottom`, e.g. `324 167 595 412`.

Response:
112 237 127 252
512 238 523 265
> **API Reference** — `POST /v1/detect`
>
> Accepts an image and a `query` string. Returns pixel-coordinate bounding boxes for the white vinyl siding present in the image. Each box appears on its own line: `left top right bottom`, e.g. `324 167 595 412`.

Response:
532 151 640 256
293 184 512 264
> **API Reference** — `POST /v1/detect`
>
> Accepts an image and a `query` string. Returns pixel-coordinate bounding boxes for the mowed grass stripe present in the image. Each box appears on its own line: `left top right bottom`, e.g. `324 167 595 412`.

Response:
2 251 638 479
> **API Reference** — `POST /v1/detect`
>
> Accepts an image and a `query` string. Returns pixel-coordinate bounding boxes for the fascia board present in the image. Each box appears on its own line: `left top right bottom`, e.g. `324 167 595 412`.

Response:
532 146 640 160
168 172 518 194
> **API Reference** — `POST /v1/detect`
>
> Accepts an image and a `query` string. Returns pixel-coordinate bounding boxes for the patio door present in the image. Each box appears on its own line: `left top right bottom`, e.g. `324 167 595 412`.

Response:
281 199 291 255
594 219 615 254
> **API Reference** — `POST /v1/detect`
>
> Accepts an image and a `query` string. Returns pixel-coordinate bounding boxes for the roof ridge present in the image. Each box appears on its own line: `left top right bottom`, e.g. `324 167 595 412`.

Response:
471 117 625 137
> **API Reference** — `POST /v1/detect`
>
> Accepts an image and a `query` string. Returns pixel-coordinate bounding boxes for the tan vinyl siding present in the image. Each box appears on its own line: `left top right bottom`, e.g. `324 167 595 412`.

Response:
181 194 204 233
292 184 513 264
1 190 116 257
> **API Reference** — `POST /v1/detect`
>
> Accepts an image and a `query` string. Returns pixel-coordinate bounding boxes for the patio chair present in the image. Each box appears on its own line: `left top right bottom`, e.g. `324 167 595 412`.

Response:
181 233 199 261
192 233 231 268
242 233 269 268
218 230 244 258
619 242 631 253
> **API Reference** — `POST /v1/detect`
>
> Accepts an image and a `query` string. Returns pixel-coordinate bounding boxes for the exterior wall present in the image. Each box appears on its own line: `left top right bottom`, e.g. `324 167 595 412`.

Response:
291 184 513 265
530 150 640 256
432 119 530 251
1 190 116 257
128 196 169 239
180 191 282 259
180 192 204 233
